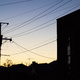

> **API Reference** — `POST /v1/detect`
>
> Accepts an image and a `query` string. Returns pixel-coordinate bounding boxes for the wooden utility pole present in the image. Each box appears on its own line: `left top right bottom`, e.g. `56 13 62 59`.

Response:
0 23 1 65
0 22 12 66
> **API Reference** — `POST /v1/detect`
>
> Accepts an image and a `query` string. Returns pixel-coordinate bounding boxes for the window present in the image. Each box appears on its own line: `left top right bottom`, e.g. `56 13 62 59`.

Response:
67 37 71 64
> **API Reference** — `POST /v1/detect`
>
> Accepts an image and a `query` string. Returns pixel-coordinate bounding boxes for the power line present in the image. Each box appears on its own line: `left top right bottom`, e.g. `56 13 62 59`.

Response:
50 2 80 15
7 37 56 55
27 37 57 49
13 0 71 30
3 0 71 36
1 54 10 56
6 3 80 57
11 22 56 38
0 1 56 21
3 0 63 34
4 0 72 35
2 24 9 31
9 1 80 38
10 40 56 59
18 38 57 50
30 40 57 50
2 7 80 59
3 18 56 35
0 0 33 6
3 2 80 38
3 1 79 35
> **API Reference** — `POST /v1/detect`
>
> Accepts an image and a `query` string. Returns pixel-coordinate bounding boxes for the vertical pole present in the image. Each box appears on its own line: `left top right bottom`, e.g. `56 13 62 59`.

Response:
0 22 9 66
0 23 1 66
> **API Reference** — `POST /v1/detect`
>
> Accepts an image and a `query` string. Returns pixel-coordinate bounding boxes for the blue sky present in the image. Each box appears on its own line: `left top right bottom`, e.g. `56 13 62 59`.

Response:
0 0 80 66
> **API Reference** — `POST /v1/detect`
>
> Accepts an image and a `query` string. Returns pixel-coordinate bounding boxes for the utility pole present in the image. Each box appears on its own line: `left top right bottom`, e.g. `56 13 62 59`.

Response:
0 22 12 66
0 23 1 65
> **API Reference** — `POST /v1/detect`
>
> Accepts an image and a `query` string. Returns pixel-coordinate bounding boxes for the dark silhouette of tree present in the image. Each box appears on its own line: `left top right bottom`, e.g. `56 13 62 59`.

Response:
3 59 13 67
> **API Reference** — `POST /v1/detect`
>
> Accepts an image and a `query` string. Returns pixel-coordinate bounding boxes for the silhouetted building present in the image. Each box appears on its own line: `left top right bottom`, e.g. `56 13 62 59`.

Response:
30 61 57 80
57 9 80 80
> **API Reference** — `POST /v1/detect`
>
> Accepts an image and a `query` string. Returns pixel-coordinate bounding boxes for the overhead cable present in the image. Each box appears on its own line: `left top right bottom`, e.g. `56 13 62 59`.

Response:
5 0 71 34
11 22 56 38
10 1 80 38
30 40 57 50
0 0 33 6
10 41 56 59
27 37 57 49
10 3 80 38
3 1 79 35
0 1 57 21
3 0 63 34
3 2 80 38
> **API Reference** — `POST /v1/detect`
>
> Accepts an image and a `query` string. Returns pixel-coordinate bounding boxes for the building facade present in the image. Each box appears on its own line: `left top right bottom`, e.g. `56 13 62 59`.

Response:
57 9 80 80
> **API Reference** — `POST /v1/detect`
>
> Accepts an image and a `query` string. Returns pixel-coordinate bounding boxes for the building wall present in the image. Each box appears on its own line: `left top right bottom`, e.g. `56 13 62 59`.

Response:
57 9 80 80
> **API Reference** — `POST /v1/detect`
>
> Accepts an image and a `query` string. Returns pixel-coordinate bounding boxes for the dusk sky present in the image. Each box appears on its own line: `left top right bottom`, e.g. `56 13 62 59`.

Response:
0 0 80 66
